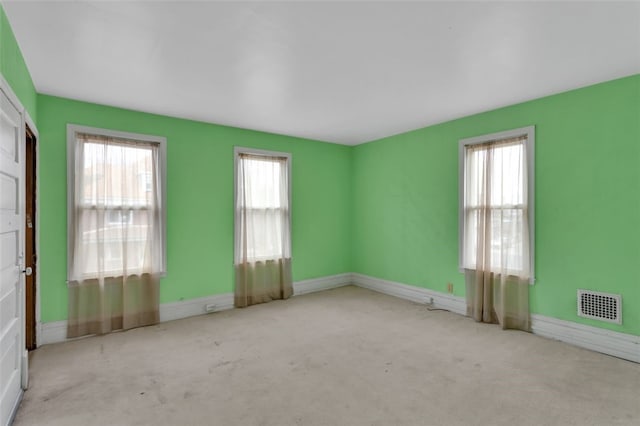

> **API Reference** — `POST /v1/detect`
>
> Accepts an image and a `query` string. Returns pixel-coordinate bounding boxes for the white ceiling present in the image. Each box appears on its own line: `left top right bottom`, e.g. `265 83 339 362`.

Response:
3 1 640 145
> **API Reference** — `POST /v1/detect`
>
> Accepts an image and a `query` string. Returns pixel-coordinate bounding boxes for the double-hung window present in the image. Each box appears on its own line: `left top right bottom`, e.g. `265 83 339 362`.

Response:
233 147 293 308
234 148 292 264
459 126 534 282
67 125 167 281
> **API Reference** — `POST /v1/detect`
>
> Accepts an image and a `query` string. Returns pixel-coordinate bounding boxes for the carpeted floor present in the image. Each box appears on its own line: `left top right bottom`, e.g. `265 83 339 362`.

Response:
14 285 640 425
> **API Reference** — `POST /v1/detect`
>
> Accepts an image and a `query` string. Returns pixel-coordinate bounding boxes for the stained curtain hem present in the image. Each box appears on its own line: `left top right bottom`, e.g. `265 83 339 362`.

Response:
67 273 160 338
234 258 293 308
465 269 530 331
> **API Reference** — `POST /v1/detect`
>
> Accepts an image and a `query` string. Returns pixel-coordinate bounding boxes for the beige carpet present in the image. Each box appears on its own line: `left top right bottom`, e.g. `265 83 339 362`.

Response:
15 286 640 425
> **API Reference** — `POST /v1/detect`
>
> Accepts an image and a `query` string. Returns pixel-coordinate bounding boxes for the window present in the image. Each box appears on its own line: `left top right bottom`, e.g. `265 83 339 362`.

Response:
67 125 167 280
233 147 293 308
234 147 292 264
459 126 534 282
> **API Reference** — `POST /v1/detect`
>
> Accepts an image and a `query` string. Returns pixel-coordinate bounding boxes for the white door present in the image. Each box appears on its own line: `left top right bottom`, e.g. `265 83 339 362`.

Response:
0 87 26 426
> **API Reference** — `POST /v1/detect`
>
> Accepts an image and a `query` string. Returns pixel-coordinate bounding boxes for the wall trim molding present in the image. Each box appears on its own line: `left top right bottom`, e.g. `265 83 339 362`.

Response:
531 314 639 363
39 273 352 346
293 272 352 296
39 320 68 346
159 292 235 323
351 273 467 315
351 273 639 363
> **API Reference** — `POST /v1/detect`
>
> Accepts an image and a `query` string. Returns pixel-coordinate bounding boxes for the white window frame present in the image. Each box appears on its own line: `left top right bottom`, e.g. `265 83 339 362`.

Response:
233 146 292 263
458 126 535 283
66 124 168 278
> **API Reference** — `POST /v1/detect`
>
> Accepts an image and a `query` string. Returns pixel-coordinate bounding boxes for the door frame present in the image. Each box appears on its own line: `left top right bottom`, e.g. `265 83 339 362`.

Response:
0 73 40 389
25 121 38 350
23 104 40 352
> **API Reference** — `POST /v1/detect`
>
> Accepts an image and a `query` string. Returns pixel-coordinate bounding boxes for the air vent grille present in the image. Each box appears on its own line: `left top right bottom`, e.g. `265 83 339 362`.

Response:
577 290 621 324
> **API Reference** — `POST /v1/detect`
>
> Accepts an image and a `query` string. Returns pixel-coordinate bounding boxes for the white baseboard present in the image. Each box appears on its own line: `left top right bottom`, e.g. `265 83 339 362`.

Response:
39 293 235 346
351 273 467 315
293 272 352 296
531 314 639 363
352 272 639 363
159 292 235 323
39 320 68 346
39 273 351 346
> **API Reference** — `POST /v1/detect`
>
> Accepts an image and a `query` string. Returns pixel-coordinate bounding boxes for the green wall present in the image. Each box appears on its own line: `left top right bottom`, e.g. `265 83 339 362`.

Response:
352 74 640 336
37 95 352 322
0 5 37 122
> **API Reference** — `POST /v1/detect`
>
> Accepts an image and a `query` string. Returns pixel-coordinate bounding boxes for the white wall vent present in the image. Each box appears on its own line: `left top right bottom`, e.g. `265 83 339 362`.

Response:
577 289 621 324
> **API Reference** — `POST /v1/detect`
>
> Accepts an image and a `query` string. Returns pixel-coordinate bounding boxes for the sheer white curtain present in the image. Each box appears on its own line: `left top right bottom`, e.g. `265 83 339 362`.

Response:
463 136 531 330
234 152 292 307
68 132 164 337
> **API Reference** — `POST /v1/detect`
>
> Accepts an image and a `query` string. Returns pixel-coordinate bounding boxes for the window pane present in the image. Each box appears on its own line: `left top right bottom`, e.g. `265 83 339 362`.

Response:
244 208 285 260
82 142 154 207
78 208 153 276
464 207 526 273
465 139 525 208
489 208 525 273
241 156 282 209
489 142 524 207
